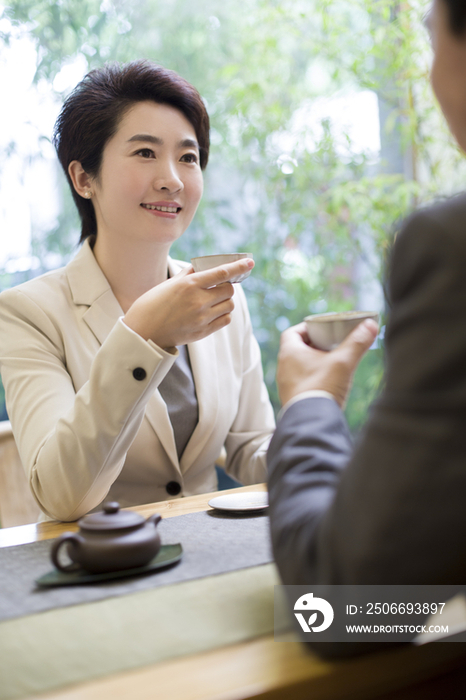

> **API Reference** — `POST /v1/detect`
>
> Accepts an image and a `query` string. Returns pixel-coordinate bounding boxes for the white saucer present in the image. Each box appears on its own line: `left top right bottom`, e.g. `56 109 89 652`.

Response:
208 492 268 512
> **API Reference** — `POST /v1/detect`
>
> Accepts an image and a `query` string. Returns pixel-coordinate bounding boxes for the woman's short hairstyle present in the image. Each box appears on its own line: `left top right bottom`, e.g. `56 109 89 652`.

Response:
53 60 210 242
443 0 466 36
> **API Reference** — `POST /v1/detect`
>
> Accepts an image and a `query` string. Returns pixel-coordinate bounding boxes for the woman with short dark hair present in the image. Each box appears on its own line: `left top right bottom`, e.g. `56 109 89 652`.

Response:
53 61 211 243
0 60 275 522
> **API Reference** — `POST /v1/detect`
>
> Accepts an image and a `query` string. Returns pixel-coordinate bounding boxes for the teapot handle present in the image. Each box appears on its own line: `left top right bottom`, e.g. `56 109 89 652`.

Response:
51 532 82 572
147 513 162 527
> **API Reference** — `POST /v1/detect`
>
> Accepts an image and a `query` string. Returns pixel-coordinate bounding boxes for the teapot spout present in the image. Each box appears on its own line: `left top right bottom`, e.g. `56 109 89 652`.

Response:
147 513 162 527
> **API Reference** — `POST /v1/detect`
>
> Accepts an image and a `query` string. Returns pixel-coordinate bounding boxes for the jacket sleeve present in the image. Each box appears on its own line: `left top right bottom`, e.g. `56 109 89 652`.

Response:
268 201 466 589
223 285 276 485
0 287 177 521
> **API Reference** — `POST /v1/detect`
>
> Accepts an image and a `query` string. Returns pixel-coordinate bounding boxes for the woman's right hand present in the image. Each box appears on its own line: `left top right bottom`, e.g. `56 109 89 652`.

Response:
123 258 254 350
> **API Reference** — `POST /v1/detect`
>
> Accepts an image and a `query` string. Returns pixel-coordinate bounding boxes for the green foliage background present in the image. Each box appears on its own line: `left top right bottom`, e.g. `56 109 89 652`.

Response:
1 0 465 429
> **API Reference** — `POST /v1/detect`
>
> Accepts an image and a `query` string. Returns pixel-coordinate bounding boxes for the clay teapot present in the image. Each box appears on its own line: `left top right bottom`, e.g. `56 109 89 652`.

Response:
51 502 162 574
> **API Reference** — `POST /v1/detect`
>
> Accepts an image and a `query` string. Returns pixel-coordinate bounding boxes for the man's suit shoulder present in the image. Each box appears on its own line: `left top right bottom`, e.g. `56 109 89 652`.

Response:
387 192 466 301
400 192 466 248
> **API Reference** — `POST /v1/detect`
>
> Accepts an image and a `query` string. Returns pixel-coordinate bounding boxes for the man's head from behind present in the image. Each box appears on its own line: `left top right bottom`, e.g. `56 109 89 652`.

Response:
429 0 466 151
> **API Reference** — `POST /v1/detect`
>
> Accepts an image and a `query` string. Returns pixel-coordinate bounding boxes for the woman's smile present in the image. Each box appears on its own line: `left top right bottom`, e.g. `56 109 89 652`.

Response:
140 201 182 218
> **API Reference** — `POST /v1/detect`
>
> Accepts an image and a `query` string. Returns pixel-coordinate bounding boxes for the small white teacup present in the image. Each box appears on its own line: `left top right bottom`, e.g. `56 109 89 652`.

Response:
191 253 253 283
304 311 379 351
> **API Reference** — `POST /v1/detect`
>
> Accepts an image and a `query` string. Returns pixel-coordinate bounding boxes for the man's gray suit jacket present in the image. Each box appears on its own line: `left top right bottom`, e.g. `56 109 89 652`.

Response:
267 193 466 653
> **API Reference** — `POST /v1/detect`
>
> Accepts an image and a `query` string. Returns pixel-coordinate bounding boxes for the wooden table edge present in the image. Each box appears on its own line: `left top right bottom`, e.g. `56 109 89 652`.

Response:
0 483 267 547
26 630 466 700
4 483 466 700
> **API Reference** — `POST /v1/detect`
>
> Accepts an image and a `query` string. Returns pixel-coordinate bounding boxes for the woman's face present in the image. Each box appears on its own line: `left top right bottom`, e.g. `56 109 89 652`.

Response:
430 0 466 151
87 101 204 248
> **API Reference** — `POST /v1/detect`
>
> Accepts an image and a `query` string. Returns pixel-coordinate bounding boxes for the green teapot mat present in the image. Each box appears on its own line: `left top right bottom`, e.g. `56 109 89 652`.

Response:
0 563 292 700
35 543 183 587
0 509 272 622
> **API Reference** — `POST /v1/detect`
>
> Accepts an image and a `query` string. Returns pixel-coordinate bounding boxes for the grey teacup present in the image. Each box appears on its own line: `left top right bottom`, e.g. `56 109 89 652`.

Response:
304 311 379 351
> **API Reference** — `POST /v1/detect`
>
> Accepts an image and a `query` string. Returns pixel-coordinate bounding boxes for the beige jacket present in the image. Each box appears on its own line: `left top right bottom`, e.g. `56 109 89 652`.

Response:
0 240 275 521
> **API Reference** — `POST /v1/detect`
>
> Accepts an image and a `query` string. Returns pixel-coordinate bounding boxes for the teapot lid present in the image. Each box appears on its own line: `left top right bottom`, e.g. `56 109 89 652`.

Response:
78 502 145 531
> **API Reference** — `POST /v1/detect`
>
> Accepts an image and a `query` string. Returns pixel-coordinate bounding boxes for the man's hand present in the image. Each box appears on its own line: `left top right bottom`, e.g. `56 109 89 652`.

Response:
277 319 379 408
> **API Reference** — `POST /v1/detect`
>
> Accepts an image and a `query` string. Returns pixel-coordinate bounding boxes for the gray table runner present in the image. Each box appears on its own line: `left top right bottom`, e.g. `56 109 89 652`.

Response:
0 509 272 622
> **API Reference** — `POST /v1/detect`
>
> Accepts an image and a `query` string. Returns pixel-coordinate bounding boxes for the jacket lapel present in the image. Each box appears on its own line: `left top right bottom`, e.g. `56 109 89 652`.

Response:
82 292 124 346
142 256 184 471
180 333 220 471
164 257 220 470
143 397 180 470
66 239 124 346
66 240 180 471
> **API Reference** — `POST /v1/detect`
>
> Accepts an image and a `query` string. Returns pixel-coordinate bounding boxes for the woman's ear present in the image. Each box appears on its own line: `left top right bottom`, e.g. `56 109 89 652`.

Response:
68 161 94 200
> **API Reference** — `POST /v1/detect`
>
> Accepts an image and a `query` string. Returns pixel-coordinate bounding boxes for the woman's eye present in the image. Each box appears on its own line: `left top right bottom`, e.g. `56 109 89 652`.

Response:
180 153 198 163
137 148 154 158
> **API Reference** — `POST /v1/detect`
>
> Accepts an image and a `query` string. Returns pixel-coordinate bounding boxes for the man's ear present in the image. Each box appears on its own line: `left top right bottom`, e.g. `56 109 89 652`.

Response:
68 161 94 199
